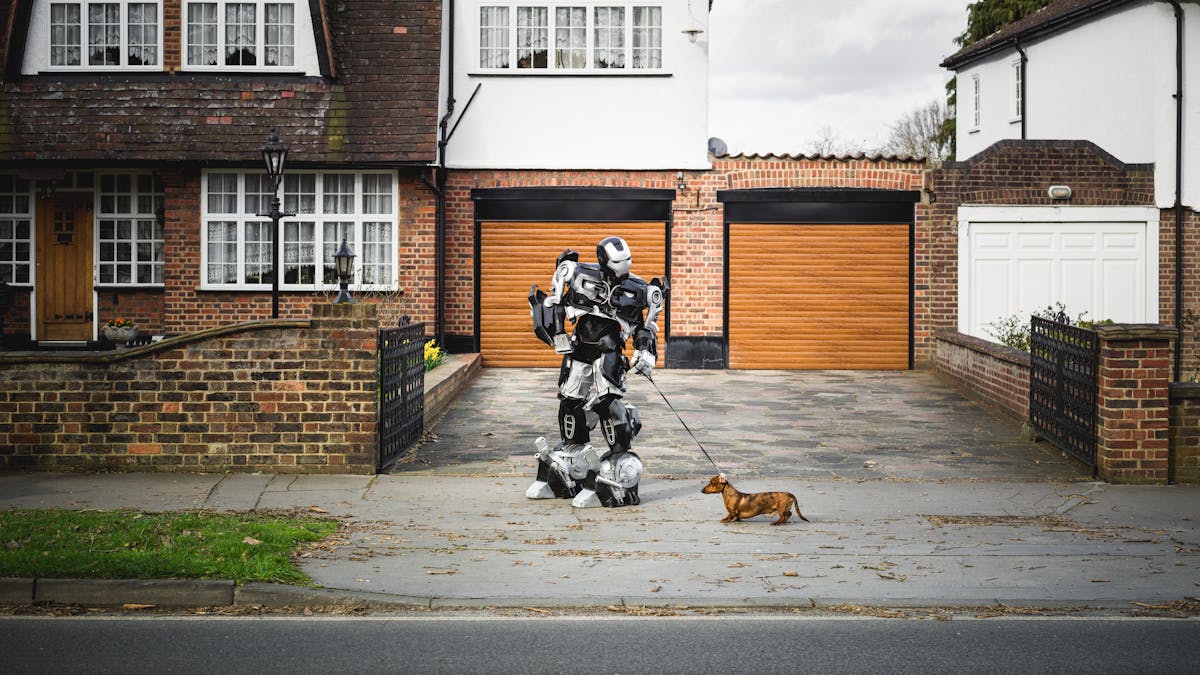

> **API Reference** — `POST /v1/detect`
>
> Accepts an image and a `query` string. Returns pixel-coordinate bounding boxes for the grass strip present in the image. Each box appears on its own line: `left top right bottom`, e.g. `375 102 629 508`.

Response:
0 509 337 585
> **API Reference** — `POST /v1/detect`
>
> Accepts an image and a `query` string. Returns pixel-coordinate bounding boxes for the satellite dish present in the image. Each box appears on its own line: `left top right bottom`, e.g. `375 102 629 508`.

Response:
707 137 728 156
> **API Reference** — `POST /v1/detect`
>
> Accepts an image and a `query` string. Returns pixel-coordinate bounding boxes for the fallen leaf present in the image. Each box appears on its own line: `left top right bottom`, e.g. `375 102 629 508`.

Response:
1091 579 1111 583
782 571 799 577
426 570 459 575
863 460 878 468
243 536 262 546
308 506 329 514
121 603 155 610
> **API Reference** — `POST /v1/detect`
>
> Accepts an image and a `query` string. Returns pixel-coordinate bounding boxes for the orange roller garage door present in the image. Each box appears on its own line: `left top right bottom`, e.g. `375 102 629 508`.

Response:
479 222 667 367
727 223 910 370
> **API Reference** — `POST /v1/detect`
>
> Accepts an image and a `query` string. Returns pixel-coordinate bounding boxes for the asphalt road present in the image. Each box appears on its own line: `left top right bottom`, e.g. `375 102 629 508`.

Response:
2 615 1197 674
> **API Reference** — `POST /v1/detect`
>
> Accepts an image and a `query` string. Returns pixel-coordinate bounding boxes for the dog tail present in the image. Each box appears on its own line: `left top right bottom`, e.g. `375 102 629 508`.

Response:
793 498 810 523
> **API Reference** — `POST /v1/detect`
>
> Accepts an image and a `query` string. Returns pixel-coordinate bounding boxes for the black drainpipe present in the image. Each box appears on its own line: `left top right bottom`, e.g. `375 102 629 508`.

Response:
1013 39 1028 139
1161 0 1185 382
428 0 456 348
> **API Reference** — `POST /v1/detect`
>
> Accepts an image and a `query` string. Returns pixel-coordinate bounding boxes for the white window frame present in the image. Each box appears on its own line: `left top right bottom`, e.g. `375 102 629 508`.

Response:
199 170 399 292
1011 58 1023 123
95 171 165 287
45 0 163 71
182 0 298 72
475 2 666 74
0 175 35 287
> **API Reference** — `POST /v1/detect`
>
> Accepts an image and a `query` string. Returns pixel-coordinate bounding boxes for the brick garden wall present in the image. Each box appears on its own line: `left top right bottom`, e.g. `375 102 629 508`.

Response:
1170 384 1200 483
0 304 379 473
933 329 1030 420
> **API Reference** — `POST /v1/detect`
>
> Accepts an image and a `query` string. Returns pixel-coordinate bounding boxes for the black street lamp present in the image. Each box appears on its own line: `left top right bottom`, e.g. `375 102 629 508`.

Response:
332 236 357 304
257 129 295 318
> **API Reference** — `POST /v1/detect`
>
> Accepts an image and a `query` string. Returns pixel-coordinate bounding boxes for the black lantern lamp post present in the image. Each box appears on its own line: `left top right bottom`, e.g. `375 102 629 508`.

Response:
257 129 296 318
332 236 357 304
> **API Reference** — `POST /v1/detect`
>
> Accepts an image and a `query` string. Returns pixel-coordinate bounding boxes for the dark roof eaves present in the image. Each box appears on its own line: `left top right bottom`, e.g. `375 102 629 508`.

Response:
940 0 1140 70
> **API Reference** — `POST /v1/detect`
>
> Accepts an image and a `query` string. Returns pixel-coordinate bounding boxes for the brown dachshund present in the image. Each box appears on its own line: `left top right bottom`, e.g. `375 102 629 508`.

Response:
701 474 809 525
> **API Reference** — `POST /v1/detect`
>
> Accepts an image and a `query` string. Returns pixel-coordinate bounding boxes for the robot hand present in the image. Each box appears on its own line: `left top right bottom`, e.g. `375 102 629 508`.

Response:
630 349 655 377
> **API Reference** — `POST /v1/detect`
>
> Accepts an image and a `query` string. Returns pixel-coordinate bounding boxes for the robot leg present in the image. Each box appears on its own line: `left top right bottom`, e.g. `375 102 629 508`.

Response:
573 394 644 508
527 357 595 500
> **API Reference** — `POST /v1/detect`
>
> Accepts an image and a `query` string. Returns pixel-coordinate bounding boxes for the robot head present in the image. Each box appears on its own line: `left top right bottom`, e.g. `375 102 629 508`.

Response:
596 236 632 281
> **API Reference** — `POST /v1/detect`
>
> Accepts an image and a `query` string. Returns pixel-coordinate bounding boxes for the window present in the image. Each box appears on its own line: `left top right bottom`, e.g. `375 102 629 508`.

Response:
0 176 33 285
479 3 664 72
97 173 164 285
48 1 161 69
631 6 661 69
184 1 295 69
1012 59 1023 120
201 171 397 290
971 74 981 129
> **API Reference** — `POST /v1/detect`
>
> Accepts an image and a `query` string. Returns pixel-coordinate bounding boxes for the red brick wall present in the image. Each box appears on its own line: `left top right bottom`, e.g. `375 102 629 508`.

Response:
443 157 927 353
97 289 166 336
0 303 379 473
1170 384 1200 483
927 140 1157 366
933 329 1030 420
1095 325 1175 483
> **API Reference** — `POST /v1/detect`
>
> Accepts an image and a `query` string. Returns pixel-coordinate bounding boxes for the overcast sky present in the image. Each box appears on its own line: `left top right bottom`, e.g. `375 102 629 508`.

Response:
707 0 975 155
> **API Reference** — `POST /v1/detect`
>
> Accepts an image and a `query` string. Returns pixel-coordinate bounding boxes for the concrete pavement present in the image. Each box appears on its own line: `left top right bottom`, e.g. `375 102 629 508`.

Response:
1 471 1197 611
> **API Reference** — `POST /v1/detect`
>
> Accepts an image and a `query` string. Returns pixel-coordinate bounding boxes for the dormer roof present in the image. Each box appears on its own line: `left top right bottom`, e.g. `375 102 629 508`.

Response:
0 0 440 166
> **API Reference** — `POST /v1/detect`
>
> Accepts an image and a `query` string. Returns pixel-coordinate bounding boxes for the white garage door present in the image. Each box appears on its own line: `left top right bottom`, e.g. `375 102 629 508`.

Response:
958 206 1160 340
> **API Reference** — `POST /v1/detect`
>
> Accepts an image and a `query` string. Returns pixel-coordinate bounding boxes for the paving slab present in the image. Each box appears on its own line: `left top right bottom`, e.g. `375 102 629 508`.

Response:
398 369 1083 482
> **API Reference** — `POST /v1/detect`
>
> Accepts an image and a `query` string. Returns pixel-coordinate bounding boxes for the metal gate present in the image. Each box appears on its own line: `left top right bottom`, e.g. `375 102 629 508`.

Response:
378 319 426 471
1029 316 1099 471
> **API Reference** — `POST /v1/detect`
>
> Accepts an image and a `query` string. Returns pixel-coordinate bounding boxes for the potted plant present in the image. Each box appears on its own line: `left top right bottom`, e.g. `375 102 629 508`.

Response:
104 317 137 344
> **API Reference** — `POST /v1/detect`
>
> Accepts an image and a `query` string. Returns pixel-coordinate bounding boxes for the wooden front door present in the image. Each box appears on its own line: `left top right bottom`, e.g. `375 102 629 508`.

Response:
36 194 94 341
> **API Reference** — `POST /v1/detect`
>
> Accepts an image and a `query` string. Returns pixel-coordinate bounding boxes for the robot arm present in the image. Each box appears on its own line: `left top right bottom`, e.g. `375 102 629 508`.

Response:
545 251 580 307
630 278 667 376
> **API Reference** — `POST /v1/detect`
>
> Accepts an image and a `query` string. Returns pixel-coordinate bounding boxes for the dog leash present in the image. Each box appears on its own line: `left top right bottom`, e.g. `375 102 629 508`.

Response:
640 372 723 474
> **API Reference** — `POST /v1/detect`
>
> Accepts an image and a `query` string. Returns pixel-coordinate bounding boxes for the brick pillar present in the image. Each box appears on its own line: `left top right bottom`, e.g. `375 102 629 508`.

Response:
1095 324 1177 483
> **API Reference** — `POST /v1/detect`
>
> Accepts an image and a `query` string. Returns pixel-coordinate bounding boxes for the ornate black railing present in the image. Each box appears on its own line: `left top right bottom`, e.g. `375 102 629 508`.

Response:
378 319 426 471
1029 316 1099 472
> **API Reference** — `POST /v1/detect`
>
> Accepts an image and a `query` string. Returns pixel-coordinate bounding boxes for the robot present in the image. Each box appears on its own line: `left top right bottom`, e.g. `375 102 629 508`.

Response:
526 236 667 508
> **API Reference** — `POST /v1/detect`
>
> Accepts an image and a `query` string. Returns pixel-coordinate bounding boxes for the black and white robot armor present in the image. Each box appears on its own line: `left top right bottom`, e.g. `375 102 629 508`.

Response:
527 236 667 508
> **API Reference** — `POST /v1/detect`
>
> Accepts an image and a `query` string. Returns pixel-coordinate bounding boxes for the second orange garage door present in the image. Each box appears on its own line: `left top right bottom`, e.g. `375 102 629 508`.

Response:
727 223 910 369
478 221 667 367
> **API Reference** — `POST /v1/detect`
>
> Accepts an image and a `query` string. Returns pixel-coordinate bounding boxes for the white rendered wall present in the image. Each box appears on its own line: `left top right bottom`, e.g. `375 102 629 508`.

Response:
954 2 1200 209
444 0 711 170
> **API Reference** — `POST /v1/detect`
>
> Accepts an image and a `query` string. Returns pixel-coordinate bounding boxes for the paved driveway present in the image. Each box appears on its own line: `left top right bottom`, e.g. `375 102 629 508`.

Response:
394 369 1085 482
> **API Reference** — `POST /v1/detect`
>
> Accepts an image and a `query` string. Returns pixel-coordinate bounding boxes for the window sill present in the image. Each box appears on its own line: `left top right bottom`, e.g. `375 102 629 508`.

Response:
94 285 165 291
967 127 981 134
198 286 403 294
1009 117 1023 125
468 70 672 78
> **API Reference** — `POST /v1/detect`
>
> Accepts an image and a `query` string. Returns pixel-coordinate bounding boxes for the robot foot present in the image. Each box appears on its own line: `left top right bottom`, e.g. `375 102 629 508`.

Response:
525 480 557 499
570 488 603 508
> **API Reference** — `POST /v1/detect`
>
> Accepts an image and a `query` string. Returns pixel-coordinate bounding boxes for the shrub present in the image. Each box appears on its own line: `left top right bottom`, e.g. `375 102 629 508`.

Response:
984 303 1111 352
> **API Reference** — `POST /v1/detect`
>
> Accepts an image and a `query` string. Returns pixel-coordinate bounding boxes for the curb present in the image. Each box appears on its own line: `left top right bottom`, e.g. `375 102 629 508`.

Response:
0 578 1145 612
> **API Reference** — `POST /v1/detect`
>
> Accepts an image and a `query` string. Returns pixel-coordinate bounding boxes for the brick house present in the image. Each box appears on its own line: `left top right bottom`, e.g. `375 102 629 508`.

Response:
937 0 1199 376
438 0 929 370
0 0 441 344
